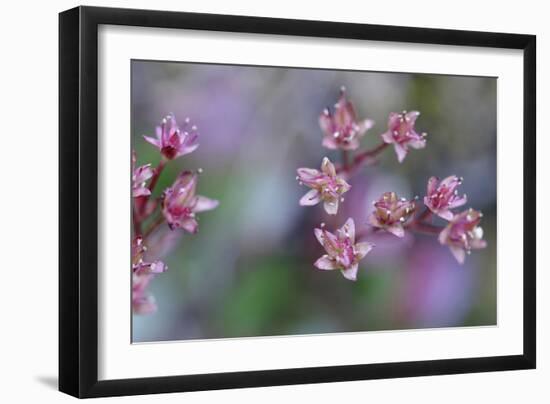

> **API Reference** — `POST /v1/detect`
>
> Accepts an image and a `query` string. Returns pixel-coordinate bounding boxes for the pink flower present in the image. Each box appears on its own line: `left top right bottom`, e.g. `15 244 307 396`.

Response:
143 114 199 160
313 218 374 281
319 87 374 150
161 171 219 233
132 151 154 197
381 111 427 163
368 192 416 238
424 176 467 220
297 157 351 215
438 208 487 264
132 236 167 314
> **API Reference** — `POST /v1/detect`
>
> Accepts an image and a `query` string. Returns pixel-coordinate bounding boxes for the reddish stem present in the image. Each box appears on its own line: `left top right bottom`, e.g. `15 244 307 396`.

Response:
408 221 443 236
133 206 142 236
147 158 166 196
143 214 165 239
336 142 389 176
414 207 432 224
138 158 166 216
342 150 350 171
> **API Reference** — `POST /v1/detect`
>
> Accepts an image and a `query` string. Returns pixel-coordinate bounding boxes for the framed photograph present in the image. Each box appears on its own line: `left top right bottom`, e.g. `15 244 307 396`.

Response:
59 6 536 398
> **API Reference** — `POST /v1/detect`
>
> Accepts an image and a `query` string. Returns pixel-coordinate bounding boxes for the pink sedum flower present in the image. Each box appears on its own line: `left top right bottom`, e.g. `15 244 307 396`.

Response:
143 114 199 160
313 218 374 281
162 171 219 233
132 236 167 314
424 175 467 220
319 87 374 151
438 208 487 264
297 157 351 215
381 111 427 163
132 151 154 197
368 192 416 238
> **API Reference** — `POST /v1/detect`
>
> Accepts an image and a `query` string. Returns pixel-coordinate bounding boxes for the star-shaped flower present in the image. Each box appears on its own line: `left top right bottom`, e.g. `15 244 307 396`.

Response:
381 111 427 163
424 175 467 220
144 114 199 160
368 192 416 237
297 157 351 215
161 171 219 233
313 218 374 281
319 87 374 151
438 208 487 264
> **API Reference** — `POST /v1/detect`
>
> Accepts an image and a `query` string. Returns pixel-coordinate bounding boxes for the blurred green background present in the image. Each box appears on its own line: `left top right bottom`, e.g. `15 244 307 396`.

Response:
131 60 496 342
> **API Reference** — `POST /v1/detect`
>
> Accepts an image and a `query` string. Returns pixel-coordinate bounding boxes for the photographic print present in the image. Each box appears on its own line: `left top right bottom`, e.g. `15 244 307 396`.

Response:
131 60 497 343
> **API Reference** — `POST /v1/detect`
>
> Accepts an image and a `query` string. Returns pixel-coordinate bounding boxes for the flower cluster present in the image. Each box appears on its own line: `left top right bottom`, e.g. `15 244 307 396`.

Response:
296 88 486 280
370 175 486 264
132 114 218 314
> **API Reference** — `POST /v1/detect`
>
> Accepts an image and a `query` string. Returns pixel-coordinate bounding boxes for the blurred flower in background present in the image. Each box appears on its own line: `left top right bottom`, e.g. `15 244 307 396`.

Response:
131 60 496 342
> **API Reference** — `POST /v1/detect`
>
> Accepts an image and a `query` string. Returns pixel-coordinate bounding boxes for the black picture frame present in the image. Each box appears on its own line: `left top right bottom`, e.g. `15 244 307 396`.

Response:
59 5 536 398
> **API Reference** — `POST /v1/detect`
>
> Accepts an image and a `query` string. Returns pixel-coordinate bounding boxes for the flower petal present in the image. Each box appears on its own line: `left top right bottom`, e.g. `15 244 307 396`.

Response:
176 141 200 158
406 110 420 124
381 131 394 144
319 229 340 257
436 209 455 221
438 226 450 245
358 118 375 134
427 176 439 195
143 135 161 148
394 143 408 163
354 242 374 260
471 238 487 250
133 187 151 198
180 218 199 234
368 213 381 228
387 112 401 129
450 246 466 264
341 263 359 281
340 217 355 242
297 168 322 185
386 224 405 238
447 195 467 209
321 157 336 177
322 136 339 150
134 164 154 183
314 228 325 246
323 198 339 215
319 113 334 136
194 195 219 212
314 255 339 270
440 175 460 188
300 189 321 206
